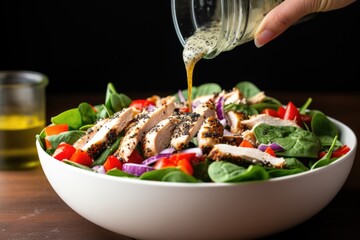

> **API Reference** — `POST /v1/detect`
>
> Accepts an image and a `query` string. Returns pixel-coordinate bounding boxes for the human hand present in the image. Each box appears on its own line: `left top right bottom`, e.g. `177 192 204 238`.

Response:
254 0 357 48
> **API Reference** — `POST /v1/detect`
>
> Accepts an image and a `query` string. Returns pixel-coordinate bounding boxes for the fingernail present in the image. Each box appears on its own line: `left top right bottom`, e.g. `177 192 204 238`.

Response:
254 29 275 48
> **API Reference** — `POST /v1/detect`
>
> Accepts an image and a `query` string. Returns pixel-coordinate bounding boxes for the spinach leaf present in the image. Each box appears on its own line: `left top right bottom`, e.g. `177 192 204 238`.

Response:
193 159 212 182
140 168 178 181
194 83 222 98
235 81 261 98
108 93 131 113
92 137 122 166
265 158 308 178
208 161 269 183
161 170 200 183
104 82 132 113
51 108 82 130
299 97 312 114
311 135 339 169
139 168 199 182
310 110 339 138
78 102 97 125
254 124 322 158
106 169 138 178
92 83 131 118
46 130 84 150
63 160 94 171
51 102 98 130
224 102 258 116
250 96 282 113
284 157 309 171
175 83 222 101
317 135 343 147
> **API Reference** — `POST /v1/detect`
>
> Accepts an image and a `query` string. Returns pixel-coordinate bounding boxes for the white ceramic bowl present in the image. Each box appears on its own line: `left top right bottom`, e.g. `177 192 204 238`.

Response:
36 118 357 240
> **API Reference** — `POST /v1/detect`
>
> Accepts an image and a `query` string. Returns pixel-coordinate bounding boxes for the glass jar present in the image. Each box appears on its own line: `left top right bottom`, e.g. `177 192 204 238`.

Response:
171 0 284 59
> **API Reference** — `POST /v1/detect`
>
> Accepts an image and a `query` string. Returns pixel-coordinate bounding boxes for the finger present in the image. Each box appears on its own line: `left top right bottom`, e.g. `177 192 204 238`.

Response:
254 0 316 48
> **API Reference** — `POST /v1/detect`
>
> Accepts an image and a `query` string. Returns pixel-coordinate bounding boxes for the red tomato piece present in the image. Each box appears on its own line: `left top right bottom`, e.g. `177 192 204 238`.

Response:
283 101 303 126
318 145 350 159
44 124 69 149
301 114 312 126
127 149 144 164
262 108 279 118
70 149 93 167
179 107 190 113
264 146 276 157
154 157 176 169
239 139 255 148
45 124 69 136
129 99 155 111
154 152 196 175
277 106 286 119
52 142 76 161
103 155 123 172
331 145 351 158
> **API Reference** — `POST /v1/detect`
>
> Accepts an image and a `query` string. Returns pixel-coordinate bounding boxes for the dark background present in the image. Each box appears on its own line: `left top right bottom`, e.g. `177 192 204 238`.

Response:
0 1 359 95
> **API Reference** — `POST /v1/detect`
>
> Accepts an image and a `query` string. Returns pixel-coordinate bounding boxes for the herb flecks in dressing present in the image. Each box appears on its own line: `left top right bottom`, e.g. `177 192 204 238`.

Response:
183 23 220 112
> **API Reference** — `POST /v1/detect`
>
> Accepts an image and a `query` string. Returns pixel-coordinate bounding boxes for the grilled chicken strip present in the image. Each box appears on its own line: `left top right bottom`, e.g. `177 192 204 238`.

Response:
141 116 181 158
221 135 243 146
171 100 216 150
79 107 136 159
240 113 299 129
207 144 286 168
197 116 224 155
225 111 247 134
114 99 176 162
223 87 243 104
247 91 266 104
73 118 109 149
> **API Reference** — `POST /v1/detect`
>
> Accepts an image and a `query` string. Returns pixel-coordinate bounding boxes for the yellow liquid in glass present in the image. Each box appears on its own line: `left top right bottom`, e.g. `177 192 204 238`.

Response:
0 115 45 170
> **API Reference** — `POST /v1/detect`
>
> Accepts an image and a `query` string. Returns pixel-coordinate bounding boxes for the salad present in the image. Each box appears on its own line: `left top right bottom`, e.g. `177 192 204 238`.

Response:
36 81 350 183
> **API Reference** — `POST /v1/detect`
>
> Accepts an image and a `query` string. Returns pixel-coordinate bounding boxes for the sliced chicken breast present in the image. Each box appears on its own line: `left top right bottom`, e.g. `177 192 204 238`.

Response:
141 116 181 158
80 107 136 159
208 144 286 168
114 100 176 162
171 100 216 150
197 116 223 155
225 111 247 134
241 114 299 129
247 91 266 104
73 118 109 149
221 134 243 146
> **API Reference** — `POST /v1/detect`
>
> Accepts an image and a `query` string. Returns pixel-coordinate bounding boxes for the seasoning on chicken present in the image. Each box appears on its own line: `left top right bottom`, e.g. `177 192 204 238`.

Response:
78 107 136 159
197 116 224 155
114 99 176 162
207 144 286 168
240 113 299 129
171 100 216 150
225 111 247 134
221 135 243 146
72 118 109 149
247 91 266 104
141 115 181 158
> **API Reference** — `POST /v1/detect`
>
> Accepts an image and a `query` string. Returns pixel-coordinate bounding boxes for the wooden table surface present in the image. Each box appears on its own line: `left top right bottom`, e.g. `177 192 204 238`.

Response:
1 91 360 240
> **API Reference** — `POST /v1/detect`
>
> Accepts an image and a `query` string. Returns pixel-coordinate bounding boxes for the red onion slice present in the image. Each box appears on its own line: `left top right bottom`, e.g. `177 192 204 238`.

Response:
258 142 284 152
180 147 203 157
178 89 186 103
141 153 172 166
216 96 225 120
122 163 154 176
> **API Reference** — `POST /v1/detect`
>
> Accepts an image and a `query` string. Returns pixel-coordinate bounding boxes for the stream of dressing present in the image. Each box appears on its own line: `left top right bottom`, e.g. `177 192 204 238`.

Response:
182 23 220 112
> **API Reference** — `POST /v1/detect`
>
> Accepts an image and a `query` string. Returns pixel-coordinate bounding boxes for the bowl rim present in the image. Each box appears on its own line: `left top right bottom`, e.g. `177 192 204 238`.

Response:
37 117 357 188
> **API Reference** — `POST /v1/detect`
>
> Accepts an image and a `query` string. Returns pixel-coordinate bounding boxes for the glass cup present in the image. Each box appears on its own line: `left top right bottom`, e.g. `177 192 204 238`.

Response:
0 71 48 170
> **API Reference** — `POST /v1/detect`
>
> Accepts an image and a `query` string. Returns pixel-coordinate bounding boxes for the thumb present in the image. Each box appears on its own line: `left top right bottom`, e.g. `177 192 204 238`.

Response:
254 0 319 48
